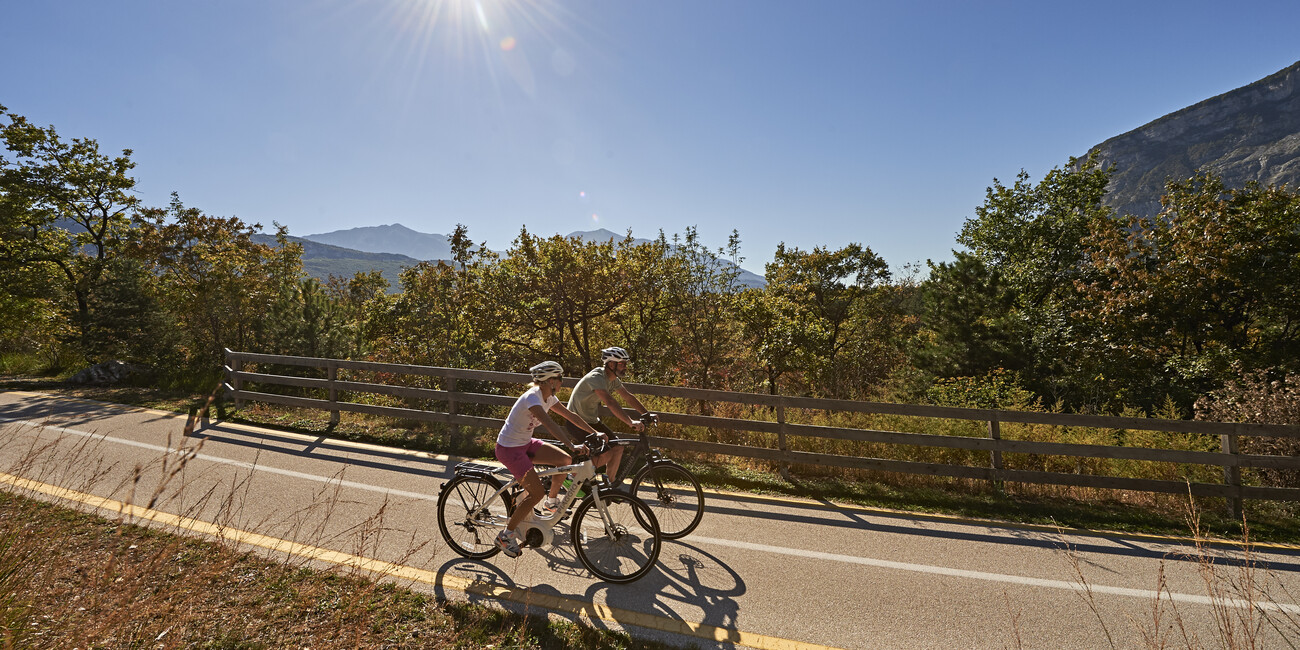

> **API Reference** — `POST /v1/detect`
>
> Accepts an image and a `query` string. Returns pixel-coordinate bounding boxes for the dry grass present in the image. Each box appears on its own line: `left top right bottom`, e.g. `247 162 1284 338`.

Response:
0 489 676 649
1057 500 1300 650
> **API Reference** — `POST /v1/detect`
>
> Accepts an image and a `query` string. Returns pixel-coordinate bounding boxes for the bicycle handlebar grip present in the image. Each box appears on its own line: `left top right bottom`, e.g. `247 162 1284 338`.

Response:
582 432 609 456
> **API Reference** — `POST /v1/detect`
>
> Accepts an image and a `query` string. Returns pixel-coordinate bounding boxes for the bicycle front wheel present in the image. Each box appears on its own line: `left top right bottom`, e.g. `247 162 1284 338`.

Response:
571 492 661 583
631 462 704 539
437 475 514 559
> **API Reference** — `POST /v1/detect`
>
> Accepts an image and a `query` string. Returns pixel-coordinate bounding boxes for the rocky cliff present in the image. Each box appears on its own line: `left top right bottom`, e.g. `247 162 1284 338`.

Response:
1087 60 1300 218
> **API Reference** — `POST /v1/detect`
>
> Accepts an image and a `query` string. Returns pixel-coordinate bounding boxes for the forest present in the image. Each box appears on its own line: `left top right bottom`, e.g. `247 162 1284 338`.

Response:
4 104 1300 425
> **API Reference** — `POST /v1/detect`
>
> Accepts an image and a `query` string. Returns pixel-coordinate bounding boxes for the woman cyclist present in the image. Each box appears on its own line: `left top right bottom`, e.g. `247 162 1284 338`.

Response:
493 361 599 557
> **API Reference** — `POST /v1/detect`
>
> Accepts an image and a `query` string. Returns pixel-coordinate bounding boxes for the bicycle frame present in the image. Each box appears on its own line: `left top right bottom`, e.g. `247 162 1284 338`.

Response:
453 455 618 549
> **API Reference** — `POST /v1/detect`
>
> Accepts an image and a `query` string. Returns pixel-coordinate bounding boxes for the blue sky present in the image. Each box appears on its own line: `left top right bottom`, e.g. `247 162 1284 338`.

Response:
3 1 1297 275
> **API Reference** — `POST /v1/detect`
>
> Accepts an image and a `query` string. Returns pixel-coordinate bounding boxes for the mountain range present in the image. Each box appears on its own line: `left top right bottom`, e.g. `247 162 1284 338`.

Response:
258 225 766 291
1086 60 1300 218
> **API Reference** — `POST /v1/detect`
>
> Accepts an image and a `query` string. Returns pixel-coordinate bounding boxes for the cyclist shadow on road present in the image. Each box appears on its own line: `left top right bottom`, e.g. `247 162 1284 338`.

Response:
431 533 751 648
586 539 747 648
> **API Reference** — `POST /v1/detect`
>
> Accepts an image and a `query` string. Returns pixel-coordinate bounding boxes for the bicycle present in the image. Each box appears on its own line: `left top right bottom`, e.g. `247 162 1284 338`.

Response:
543 417 705 540
436 440 662 584
608 417 705 539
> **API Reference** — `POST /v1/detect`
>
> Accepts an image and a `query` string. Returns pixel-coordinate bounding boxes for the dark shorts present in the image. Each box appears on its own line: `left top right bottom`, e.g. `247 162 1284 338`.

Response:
494 438 547 479
564 419 613 442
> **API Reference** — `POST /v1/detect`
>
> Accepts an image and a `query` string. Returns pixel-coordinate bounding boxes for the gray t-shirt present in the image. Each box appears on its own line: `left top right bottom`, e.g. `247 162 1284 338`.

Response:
567 367 622 424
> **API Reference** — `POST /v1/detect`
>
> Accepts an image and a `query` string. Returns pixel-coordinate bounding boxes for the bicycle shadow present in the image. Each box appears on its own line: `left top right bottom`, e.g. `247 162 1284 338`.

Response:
431 529 752 649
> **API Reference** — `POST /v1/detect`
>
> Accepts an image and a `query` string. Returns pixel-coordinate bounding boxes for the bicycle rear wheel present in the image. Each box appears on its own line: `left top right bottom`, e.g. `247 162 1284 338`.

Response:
437 474 514 559
571 492 661 583
631 462 704 539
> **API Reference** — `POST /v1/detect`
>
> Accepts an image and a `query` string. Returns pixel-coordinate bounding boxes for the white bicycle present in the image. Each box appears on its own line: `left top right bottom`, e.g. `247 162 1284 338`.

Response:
436 442 662 584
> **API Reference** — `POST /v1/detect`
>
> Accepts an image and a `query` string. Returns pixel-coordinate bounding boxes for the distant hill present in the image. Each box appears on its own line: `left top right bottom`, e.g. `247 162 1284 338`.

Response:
566 228 767 288
285 224 768 289
251 234 421 291
301 223 455 261
1086 60 1300 218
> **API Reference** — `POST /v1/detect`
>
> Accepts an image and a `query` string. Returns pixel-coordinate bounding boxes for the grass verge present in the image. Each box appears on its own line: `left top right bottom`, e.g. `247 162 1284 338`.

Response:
0 490 681 649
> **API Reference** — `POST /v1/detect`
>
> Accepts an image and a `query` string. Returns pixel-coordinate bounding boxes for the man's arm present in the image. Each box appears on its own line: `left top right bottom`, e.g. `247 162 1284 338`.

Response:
593 388 644 432
616 384 651 418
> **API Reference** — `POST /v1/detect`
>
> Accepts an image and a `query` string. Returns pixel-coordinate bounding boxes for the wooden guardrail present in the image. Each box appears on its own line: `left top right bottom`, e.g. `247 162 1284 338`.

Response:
222 349 1300 515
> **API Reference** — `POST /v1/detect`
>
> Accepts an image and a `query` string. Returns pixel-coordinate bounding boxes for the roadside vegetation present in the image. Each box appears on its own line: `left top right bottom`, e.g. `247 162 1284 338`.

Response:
0 490 678 650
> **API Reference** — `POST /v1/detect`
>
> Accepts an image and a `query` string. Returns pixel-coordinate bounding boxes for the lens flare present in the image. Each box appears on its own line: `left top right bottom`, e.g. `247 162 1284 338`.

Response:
592 213 599 222
499 36 516 51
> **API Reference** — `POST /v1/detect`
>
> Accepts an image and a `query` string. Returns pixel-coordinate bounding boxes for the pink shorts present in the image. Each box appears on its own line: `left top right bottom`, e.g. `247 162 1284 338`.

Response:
495 439 547 480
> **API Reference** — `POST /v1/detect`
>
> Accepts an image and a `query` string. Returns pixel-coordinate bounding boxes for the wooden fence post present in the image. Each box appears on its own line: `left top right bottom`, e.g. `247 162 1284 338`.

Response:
989 415 1004 492
447 376 460 443
777 397 793 482
327 362 339 427
230 349 244 410
1222 425 1243 520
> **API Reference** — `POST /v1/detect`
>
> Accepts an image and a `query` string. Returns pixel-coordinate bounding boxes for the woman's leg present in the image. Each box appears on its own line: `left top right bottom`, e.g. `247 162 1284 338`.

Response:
507 468 545 531
529 442 572 500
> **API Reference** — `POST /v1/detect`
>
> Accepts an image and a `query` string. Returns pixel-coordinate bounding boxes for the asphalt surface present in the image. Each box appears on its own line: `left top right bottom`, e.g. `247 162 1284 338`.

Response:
3 390 1300 649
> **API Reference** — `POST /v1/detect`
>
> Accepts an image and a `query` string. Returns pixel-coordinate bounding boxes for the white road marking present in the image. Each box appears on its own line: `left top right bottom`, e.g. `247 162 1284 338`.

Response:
689 536 1300 613
5 416 1297 614
0 417 437 502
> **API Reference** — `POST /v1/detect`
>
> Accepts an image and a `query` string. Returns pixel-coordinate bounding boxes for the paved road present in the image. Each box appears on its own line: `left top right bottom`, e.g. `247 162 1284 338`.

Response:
3 390 1300 649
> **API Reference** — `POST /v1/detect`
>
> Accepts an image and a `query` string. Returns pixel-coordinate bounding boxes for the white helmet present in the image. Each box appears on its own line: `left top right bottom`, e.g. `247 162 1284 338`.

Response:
600 347 631 365
529 361 564 382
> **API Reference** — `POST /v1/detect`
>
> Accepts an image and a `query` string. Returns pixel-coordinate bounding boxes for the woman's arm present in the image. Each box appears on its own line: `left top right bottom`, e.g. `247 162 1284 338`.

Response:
530 405 586 450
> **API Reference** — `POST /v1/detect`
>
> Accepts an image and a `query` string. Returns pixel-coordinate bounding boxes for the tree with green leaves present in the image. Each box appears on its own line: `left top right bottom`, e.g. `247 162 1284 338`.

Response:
134 195 304 373
758 242 892 398
659 227 747 391
0 105 142 358
912 251 1029 379
954 155 1115 406
481 228 635 370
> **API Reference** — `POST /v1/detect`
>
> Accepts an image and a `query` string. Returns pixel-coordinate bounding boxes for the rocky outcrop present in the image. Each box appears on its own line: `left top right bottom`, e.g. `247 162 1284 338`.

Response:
1086 61 1300 218
69 360 148 385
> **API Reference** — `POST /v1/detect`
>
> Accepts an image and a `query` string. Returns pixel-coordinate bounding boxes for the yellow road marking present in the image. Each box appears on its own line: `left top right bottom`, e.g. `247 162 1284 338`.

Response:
0 470 839 650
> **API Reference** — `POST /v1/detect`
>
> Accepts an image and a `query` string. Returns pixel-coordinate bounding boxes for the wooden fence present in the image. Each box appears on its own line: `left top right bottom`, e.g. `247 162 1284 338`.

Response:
223 349 1300 515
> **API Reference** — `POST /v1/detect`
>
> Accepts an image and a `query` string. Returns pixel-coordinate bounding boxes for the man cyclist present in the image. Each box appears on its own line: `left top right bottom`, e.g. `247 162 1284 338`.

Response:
548 347 655 509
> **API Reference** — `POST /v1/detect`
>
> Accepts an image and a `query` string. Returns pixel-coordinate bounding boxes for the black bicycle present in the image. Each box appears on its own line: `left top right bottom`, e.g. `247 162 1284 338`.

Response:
543 417 705 539
606 418 705 539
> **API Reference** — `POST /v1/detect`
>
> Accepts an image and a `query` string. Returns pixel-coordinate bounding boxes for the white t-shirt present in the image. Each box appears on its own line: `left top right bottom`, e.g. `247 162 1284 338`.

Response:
496 386 560 448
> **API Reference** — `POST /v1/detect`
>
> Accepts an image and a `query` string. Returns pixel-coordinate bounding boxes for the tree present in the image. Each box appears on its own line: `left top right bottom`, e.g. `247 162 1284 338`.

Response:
0 105 141 358
954 155 1116 406
912 251 1030 379
1078 172 1300 406
759 242 892 398
480 228 633 370
660 227 747 391
134 195 304 372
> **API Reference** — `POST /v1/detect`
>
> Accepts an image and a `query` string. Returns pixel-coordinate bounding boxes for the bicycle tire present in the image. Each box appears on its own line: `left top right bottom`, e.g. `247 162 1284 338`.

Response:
631 462 704 539
437 474 514 559
571 492 662 583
